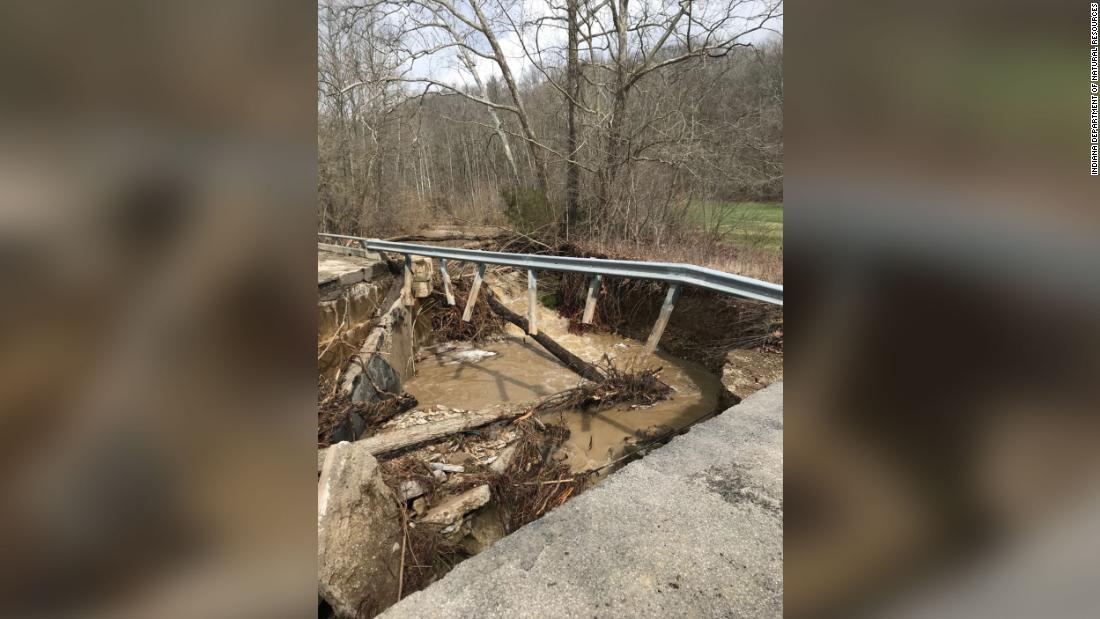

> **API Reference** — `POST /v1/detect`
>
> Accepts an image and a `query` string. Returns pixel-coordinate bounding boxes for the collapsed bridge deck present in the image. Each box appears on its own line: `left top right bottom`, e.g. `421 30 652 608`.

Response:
382 382 784 618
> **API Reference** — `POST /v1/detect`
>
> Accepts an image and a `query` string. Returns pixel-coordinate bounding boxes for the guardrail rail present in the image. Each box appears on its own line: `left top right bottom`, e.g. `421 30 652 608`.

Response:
319 233 782 354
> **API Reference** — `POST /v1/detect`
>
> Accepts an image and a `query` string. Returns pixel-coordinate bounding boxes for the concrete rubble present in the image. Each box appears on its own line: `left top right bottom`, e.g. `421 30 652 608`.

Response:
419 484 492 526
318 441 403 618
382 382 785 619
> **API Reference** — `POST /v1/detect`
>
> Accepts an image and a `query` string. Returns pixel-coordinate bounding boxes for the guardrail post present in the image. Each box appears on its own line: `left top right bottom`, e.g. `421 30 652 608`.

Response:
403 254 414 304
527 269 538 336
582 274 603 324
644 283 682 355
461 263 486 322
440 258 455 306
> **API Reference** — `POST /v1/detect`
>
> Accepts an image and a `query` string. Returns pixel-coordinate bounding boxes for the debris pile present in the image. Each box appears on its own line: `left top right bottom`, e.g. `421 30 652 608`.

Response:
317 252 757 617
423 276 504 342
374 415 587 600
533 362 672 413
318 376 417 447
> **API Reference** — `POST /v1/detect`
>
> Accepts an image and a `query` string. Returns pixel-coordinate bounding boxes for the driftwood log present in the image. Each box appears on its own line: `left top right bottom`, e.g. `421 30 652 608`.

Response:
358 404 529 457
484 289 606 383
385 227 506 243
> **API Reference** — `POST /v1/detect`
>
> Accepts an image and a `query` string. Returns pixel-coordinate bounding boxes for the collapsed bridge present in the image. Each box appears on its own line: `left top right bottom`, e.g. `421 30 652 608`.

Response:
317 233 784 618
320 233 782 354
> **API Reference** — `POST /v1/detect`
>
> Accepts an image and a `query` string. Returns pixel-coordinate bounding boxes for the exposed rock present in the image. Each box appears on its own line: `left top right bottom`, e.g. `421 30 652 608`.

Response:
460 504 506 555
412 497 428 516
318 442 402 617
328 410 366 444
431 469 446 482
398 480 426 502
420 485 491 526
351 353 402 403
317 448 328 475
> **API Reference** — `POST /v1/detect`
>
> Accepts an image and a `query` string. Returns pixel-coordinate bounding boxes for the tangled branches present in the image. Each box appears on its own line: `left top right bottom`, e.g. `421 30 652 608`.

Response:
422 275 504 342
488 420 586 533
317 376 417 447
379 420 586 599
549 243 782 370
535 363 672 414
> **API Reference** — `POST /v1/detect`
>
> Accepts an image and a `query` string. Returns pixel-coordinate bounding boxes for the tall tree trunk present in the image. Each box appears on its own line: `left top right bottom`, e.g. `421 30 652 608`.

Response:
455 45 520 185
597 0 630 220
468 0 550 197
564 0 581 238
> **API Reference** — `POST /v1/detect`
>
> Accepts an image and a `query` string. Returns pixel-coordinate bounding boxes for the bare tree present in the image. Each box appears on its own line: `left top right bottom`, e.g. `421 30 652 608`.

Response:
317 0 784 250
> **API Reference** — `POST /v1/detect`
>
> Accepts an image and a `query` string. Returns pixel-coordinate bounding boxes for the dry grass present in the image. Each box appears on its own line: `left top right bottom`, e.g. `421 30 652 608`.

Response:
548 243 782 367
575 236 782 283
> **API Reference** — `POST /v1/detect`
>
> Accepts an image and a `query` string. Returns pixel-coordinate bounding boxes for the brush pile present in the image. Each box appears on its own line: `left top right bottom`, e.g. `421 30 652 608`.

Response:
378 417 586 599
318 376 418 447
487 420 587 532
550 243 782 369
378 455 470 597
422 277 504 342
535 362 672 414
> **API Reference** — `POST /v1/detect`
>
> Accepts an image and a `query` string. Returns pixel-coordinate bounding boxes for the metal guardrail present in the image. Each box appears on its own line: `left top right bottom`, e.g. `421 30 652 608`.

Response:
318 234 783 305
319 233 782 354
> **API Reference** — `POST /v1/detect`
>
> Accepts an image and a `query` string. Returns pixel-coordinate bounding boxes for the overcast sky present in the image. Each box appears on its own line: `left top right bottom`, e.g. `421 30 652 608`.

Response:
412 0 783 87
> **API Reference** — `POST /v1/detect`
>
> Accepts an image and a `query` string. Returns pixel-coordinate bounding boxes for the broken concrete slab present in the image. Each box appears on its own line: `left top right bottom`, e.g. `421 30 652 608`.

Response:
318 441 402 618
342 279 419 403
489 442 518 474
419 484 491 526
318 251 389 287
411 255 433 298
382 382 783 619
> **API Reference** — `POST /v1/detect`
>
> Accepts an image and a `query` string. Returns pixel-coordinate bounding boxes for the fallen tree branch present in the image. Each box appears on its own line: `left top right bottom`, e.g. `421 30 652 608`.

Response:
533 363 671 414
386 233 504 243
483 288 605 383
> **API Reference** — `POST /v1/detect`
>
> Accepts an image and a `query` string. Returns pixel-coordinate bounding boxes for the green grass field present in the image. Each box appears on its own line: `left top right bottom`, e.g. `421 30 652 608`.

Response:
690 201 783 252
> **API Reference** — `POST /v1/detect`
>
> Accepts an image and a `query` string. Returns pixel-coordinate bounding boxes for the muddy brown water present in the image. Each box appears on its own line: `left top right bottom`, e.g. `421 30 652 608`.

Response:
405 281 722 472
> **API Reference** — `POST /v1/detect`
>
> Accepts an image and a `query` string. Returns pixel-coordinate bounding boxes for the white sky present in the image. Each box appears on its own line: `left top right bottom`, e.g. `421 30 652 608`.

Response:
411 0 783 88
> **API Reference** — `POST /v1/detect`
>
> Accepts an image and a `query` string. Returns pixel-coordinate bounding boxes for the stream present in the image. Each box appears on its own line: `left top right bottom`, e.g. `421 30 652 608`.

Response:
404 278 721 472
